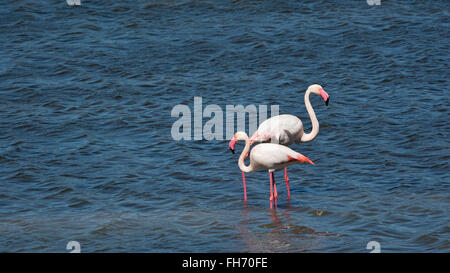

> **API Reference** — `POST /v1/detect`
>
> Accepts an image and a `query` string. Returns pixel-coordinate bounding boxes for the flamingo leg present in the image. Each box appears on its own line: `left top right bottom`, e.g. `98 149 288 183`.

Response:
269 172 274 209
242 171 247 201
284 167 290 200
273 173 278 200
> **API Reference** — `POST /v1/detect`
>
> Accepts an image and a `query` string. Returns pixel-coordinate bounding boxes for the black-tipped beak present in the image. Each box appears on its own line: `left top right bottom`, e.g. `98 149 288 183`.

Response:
230 148 235 154
325 97 330 106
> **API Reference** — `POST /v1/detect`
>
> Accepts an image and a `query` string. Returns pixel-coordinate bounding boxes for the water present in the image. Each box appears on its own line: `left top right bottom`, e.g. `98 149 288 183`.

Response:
0 0 449 252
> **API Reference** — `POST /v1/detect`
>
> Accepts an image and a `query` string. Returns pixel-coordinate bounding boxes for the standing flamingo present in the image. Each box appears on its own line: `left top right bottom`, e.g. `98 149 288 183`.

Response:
229 84 329 201
231 131 314 208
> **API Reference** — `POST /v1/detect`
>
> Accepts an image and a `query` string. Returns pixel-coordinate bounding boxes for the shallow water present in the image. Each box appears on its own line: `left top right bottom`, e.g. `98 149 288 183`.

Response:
0 0 449 252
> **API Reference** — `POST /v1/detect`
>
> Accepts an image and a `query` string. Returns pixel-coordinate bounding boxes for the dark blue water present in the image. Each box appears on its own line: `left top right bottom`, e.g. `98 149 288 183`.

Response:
0 0 449 252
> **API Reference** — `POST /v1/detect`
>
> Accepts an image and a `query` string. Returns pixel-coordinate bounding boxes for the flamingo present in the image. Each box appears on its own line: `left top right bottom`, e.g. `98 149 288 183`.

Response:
229 84 329 201
230 131 314 208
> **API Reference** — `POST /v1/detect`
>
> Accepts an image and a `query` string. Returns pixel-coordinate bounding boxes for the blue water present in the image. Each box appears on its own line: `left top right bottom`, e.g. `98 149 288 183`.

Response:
0 0 449 252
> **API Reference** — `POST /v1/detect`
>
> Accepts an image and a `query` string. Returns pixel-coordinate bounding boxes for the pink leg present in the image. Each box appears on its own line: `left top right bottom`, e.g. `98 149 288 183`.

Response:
284 167 290 200
242 171 247 201
269 172 274 209
271 172 278 209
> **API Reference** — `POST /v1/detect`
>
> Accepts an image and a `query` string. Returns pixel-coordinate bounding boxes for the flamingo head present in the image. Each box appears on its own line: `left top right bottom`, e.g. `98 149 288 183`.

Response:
308 84 330 106
229 131 249 154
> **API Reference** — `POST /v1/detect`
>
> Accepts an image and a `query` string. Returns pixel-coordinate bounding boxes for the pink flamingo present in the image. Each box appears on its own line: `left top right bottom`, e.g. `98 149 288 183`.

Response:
231 131 314 208
229 84 329 201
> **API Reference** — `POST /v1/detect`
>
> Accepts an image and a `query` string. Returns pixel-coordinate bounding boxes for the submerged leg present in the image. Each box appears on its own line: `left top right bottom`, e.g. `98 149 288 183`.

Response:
284 167 290 200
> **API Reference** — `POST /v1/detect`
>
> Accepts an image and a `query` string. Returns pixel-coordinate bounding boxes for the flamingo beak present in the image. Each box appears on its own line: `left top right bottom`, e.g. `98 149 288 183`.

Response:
229 139 236 154
319 88 330 106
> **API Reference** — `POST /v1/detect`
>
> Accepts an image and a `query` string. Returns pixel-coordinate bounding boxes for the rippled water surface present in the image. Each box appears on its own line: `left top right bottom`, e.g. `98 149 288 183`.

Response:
0 0 449 252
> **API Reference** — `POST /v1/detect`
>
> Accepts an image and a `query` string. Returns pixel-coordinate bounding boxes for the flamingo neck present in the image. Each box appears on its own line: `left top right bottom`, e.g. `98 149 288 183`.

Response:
238 138 254 173
301 89 319 142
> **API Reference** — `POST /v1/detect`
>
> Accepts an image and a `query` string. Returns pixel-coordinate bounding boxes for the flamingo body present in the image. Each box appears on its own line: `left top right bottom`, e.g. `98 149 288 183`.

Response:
251 114 303 145
247 143 312 171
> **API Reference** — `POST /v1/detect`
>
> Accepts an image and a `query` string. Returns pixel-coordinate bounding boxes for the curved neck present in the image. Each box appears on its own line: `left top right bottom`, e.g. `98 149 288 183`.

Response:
301 89 319 142
238 138 254 173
